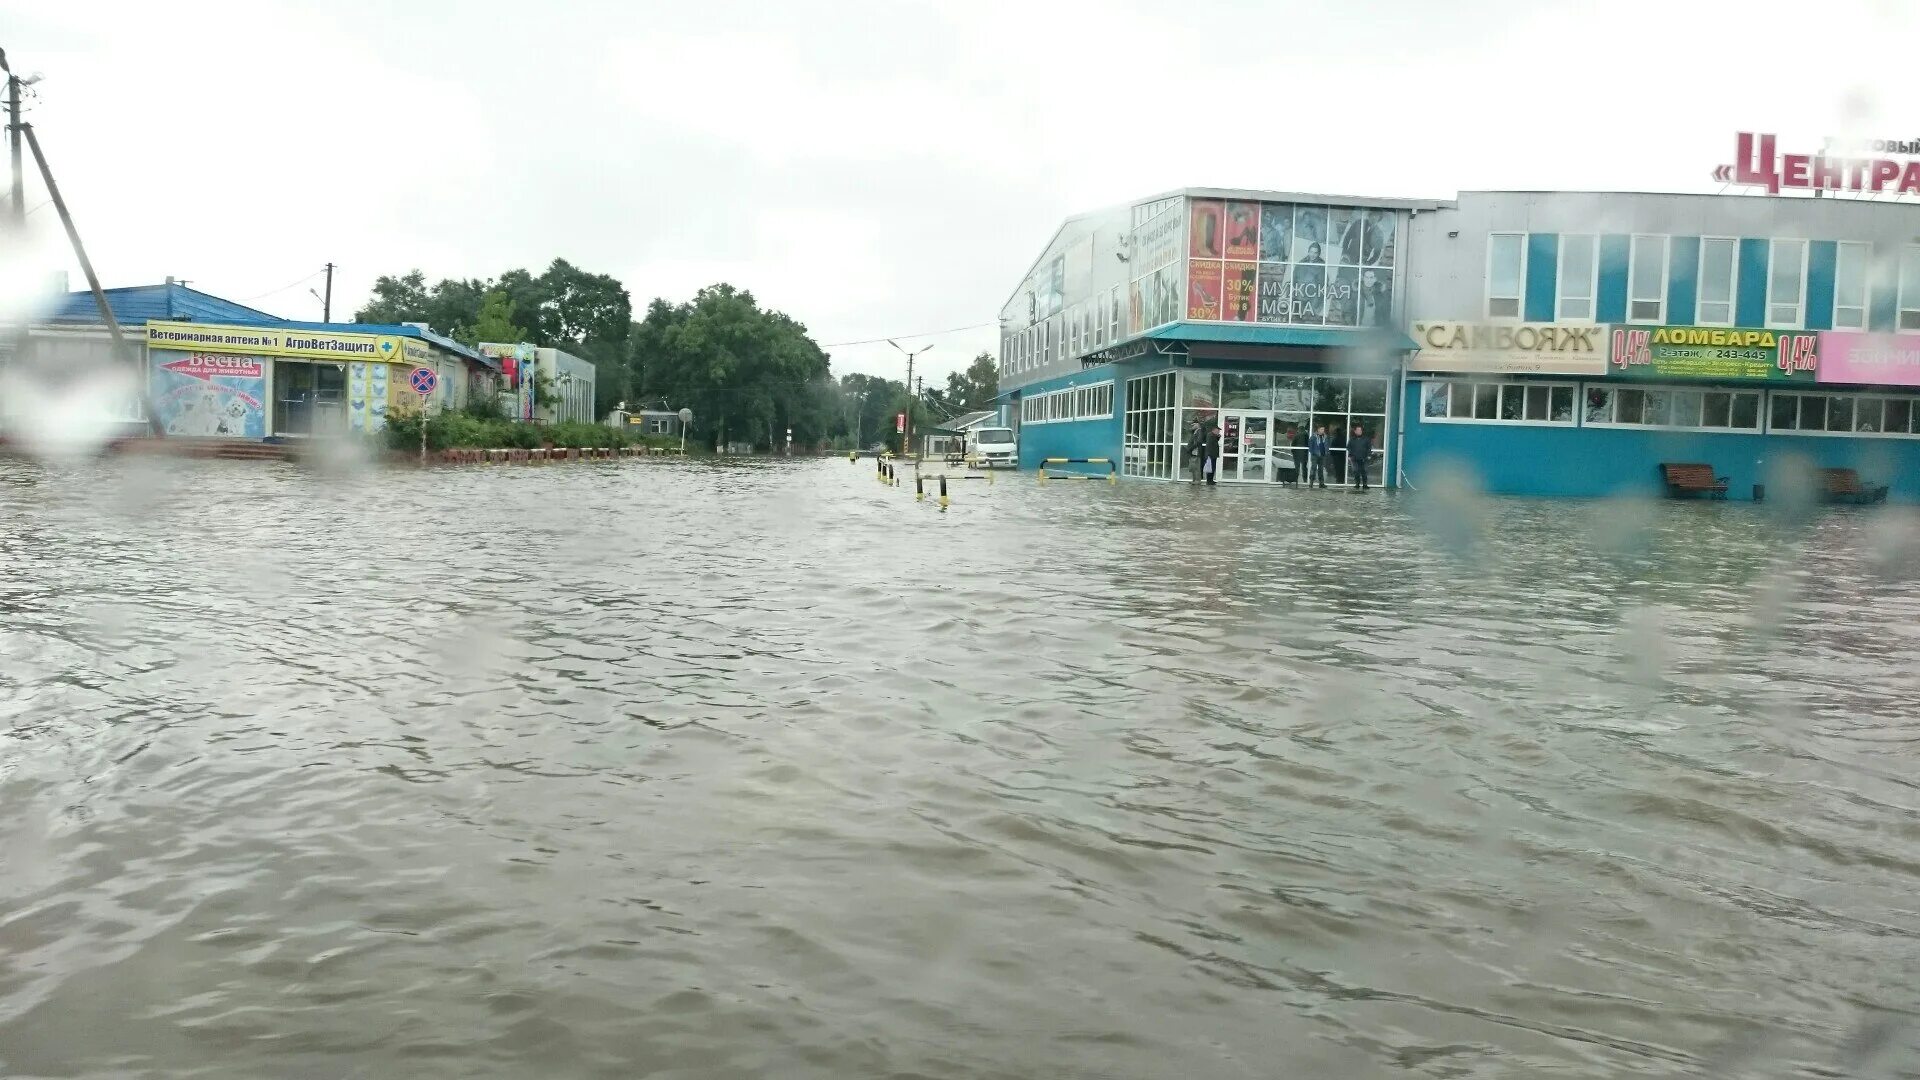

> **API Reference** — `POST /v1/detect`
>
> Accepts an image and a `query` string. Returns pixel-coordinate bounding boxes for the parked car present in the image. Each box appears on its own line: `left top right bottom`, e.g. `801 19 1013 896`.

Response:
967 426 1018 468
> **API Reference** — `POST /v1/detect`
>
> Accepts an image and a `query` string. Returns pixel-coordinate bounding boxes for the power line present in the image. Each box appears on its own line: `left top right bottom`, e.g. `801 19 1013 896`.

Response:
820 321 994 348
232 268 327 302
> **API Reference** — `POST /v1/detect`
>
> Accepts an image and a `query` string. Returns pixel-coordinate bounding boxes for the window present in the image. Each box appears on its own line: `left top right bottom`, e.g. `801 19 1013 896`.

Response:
1557 234 1597 321
1584 384 1760 431
1697 238 1738 326
1123 371 1177 478
1768 239 1806 328
1833 242 1870 331
1093 297 1106 348
1110 287 1122 341
1419 380 1576 426
1049 390 1071 422
1628 235 1667 323
1072 382 1114 420
1486 233 1525 319
647 418 670 434
1901 245 1920 332
1769 391 1920 436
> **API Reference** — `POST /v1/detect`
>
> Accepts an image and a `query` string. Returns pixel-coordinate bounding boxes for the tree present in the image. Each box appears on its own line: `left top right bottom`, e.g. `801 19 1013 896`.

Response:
456 290 524 348
943 351 999 412
632 283 832 450
354 271 430 324
539 259 631 346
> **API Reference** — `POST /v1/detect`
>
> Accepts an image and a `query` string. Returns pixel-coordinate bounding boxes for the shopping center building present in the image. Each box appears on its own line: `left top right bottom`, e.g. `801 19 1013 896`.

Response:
998 191 1430 486
998 157 1920 500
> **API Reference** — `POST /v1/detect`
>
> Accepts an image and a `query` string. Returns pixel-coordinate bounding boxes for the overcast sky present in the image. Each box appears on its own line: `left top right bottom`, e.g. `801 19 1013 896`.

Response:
5 0 1915 381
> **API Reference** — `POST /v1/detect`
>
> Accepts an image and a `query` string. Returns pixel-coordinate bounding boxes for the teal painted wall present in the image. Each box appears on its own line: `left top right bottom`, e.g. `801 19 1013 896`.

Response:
1400 380 1920 502
1597 235 1629 322
1667 236 1699 325
1806 241 1836 331
1009 364 1125 474
1524 233 1558 322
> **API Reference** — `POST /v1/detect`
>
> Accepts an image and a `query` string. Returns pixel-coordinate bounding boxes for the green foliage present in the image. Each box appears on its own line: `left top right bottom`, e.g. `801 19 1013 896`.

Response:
383 411 567 452
456 290 524 349
946 352 999 411
629 284 837 451
353 260 631 350
462 391 506 421
546 420 623 449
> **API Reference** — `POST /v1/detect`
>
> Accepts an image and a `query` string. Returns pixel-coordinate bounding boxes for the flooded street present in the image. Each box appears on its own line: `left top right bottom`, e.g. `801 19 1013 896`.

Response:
2 456 1918 1079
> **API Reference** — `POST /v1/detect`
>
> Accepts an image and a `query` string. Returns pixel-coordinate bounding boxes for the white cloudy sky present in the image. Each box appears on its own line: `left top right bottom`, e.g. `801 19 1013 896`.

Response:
5 0 1915 381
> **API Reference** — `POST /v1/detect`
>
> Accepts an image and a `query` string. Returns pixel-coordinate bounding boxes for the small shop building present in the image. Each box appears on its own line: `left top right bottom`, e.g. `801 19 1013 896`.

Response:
146 318 490 439
3 281 494 441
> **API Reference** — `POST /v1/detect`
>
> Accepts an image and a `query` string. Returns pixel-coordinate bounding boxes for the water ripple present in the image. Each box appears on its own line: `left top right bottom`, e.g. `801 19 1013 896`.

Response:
1 457 1918 1077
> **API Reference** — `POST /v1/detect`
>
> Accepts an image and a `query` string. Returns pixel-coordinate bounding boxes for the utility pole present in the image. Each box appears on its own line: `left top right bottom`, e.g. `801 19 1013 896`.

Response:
23 122 157 436
2 49 26 230
888 339 933 460
322 262 334 321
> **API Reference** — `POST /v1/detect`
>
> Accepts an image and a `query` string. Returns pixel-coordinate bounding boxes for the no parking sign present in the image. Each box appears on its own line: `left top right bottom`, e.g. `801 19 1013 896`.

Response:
408 367 438 397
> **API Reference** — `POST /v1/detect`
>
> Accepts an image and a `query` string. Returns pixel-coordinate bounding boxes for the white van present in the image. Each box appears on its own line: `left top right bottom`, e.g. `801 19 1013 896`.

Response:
967 426 1018 468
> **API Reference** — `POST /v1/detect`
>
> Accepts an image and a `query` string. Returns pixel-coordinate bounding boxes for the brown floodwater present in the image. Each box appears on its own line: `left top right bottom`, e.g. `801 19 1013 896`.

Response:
1 455 1917 1078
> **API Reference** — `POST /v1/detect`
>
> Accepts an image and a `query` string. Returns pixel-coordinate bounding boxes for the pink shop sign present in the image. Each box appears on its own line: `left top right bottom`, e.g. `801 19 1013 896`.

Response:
1818 332 1920 387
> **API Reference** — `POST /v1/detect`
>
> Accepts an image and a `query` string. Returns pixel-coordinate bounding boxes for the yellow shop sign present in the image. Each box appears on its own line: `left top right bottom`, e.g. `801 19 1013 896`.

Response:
146 321 404 363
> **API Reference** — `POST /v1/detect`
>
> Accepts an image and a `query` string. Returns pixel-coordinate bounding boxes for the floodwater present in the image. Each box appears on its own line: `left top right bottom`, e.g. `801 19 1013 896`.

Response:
2 454 1919 1079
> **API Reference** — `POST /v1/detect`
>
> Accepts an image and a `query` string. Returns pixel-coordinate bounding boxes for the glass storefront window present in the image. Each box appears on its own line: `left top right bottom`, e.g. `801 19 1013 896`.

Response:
1350 378 1387 415
1219 373 1270 409
1181 371 1218 415
1126 371 1178 479
1273 375 1314 414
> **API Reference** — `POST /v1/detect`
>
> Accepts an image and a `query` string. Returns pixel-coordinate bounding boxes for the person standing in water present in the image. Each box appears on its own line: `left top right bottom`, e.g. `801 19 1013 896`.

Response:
1308 425 1329 489
1184 419 1207 484
1348 424 1375 491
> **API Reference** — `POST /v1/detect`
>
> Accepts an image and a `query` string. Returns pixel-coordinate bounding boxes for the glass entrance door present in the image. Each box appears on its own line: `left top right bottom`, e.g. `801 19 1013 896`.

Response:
1218 410 1272 482
274 363 348 436
1236 413 1269 482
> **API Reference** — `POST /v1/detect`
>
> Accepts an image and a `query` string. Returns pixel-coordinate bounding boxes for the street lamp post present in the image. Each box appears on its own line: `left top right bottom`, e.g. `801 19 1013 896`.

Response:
678 407 692 455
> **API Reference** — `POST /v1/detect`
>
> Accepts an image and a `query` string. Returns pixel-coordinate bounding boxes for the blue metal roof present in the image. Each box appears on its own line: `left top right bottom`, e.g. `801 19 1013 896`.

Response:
45 283 281 325
1146 321 1419 351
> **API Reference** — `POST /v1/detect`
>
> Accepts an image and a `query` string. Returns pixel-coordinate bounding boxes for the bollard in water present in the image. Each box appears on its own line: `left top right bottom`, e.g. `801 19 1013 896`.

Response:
939 474 949 509
915 473 925 501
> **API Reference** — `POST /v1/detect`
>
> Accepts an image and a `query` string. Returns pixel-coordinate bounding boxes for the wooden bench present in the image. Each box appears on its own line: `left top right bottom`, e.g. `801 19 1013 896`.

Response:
1820 468 1889 505
1660 462 1729 500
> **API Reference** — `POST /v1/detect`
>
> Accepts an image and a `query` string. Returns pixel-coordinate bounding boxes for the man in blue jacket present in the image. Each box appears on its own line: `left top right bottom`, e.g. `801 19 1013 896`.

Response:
1308 426 1329 489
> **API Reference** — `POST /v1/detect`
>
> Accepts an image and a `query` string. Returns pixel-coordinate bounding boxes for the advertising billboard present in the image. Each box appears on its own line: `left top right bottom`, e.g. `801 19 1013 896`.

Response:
1818 332 1920 387
1129 200 1185 335
1608 326 1818 382
1182 202 1397 328
1411 323 1610 375
149 350 267 438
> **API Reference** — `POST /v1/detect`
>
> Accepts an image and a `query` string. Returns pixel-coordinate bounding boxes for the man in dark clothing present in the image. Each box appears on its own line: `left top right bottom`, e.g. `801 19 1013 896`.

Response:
1184 421 1207 484
1287 427 1306 486
1203 422 1220 485
1307 426 1329 489
1348 424 1375 491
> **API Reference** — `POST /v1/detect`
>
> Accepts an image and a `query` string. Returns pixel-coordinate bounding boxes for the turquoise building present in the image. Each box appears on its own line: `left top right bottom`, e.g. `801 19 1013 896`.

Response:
998 183 1920 501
